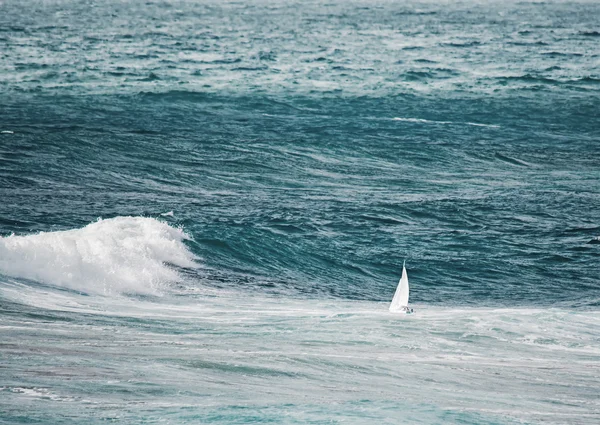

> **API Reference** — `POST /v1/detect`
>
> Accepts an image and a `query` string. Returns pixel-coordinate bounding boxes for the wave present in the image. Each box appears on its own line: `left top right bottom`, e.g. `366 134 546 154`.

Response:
392 117 500 128
497 74 562 84
495 74 600 87
580 31 600 37
569 77 600 85
0 217 196 296
541 51 583 57
442 41 482 48
495 152 531 167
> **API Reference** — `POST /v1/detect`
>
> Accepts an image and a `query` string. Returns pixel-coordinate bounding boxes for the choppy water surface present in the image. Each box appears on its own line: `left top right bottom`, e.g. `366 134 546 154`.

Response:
1 1 599 424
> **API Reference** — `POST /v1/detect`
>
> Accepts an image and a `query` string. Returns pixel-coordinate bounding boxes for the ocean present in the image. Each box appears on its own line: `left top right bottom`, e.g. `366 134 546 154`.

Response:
1 0 599 423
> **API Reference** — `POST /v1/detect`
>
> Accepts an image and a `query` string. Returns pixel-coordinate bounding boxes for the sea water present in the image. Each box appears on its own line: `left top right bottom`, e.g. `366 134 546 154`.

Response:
1 0 599 423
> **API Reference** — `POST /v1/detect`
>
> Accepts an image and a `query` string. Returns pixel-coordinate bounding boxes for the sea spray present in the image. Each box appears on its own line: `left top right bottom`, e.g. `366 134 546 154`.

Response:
0 217 196 295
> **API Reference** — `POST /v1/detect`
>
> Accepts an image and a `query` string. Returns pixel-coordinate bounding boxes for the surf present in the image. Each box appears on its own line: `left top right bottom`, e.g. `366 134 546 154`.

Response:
0 216 196 296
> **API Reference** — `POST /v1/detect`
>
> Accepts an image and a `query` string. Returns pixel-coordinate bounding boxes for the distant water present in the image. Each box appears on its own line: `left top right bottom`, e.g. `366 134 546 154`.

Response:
1 1 599 424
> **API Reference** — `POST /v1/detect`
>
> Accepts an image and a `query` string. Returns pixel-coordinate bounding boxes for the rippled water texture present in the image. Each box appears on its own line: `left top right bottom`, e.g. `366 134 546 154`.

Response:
2 0 600 95
1 0 599 424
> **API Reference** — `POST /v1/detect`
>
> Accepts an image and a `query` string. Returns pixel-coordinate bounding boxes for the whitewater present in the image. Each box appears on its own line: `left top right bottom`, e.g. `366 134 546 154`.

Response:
1 0 599 424
0 217 196 295
1 216 598 424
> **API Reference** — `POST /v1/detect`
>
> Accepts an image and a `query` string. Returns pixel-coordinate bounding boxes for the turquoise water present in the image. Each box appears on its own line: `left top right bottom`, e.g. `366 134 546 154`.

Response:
1 1 599 423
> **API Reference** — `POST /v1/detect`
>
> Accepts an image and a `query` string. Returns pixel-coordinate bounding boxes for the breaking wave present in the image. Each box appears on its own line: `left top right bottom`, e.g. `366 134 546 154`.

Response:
0 216 196 295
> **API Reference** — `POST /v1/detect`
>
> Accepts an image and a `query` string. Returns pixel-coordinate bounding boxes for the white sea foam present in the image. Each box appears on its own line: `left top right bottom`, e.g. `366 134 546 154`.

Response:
464 122 501 128
0 216 196 295
4 387 80 402
392 117 500 128
2 289 598 424
393 117 452 124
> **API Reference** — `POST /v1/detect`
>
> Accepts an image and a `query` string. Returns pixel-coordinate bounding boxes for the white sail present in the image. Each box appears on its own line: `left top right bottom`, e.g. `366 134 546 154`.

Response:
389 262 409 312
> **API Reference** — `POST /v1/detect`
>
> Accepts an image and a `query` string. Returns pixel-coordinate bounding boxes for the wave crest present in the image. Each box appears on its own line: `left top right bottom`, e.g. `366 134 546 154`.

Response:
0 217 196 295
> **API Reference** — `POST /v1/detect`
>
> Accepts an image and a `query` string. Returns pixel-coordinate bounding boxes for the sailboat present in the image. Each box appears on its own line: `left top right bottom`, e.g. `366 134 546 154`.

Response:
389 261 413 314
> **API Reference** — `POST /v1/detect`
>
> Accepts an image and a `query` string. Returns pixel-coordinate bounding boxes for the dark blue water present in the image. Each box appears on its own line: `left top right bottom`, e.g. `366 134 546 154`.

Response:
2 90 599 305
1 1 599 424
